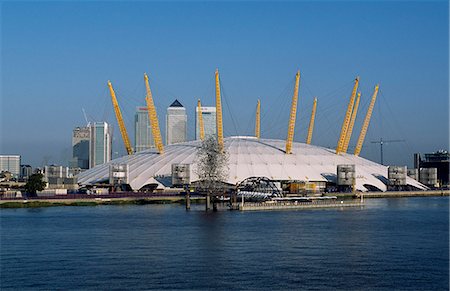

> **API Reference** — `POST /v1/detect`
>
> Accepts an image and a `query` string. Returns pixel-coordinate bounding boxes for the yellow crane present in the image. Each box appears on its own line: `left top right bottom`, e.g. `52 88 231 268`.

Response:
354 84 379 156
197 99 205 141
306 97 317 145
285 70 301 154
336 77 359 154
342 92 361 153
144 73 164 154
255 99 261 139
215 69 224 151
107 80 133 155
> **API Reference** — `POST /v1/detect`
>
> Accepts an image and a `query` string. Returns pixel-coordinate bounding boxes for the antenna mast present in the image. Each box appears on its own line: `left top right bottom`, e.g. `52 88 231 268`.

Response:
285 70 301 154
306 97 317 145
342 92 361 153
107 81 133 155
336 77 359 154
215 69 224 151
354 84 379 156
197 99 205 141
255 99 261 139
144 73 164 154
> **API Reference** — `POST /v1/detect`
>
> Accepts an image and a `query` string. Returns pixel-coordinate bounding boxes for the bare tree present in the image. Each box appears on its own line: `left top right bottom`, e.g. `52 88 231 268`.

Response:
195 136 229 210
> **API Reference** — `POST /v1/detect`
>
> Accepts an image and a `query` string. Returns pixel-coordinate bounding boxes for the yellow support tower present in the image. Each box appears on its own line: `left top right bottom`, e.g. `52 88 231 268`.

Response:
285 70 301 154
197 99 205 141
336 77 359 154
306 97 317 145
342 92 361 153
215 69 224 151
107 81 133 155
255 99 261 139
144 73 164 154
354 85 379 156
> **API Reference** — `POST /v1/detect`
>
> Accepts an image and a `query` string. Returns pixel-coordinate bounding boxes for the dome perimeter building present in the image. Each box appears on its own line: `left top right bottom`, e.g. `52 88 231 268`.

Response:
77 136 426 192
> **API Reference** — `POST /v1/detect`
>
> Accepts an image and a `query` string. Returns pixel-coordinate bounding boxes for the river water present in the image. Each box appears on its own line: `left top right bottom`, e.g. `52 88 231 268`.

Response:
1 197 448 290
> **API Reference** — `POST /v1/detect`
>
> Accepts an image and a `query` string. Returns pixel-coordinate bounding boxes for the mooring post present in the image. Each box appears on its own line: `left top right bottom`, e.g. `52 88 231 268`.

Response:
185 190 191 210
206 193 211 211
213 198 217 211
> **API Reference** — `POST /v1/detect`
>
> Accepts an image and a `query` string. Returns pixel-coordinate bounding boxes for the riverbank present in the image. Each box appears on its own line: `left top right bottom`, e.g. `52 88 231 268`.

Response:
1 190 448 208
327 189 450 199
0 196 205 208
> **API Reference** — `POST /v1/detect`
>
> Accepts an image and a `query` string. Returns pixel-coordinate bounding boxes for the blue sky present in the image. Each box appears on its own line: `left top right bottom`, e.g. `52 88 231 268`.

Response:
1 1 448 167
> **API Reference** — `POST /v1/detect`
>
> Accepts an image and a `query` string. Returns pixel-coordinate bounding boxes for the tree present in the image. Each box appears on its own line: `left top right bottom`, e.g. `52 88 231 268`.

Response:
195 136 229 210
24 173 46 195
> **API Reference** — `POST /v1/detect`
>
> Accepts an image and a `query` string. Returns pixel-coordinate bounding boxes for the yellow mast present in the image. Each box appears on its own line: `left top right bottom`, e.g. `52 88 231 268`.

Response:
336 77 359 154
255 99 261 139
107 81 133 155
306 97 317 145
144 73 164 154
285 70 301 154
342 92 361 153
215 69 224 151
354 85 379 156
197 99 205 141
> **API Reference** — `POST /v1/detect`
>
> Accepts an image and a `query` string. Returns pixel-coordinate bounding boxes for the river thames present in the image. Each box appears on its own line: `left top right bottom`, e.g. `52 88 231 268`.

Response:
1 197 448 290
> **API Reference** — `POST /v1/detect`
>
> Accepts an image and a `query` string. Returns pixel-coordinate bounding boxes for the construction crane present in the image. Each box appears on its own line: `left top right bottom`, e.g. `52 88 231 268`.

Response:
336 77 359 154
144 73 164 154
306 97 317 145
371 138 405 165
255 99 261 139
215 69 224 151
197 99 205 141
107 80 133 155
285 70 301 154
342 92 361 153
354 84 379 156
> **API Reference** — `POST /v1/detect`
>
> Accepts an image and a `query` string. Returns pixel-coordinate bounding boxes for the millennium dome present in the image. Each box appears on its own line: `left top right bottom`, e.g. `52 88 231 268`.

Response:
77 136 426 192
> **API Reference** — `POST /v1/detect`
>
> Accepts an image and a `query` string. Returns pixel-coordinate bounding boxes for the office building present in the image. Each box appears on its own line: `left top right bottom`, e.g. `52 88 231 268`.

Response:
195 106 216 140
135 107 154 152
166 100 187 145
89 122 112 168
20 165 33 181
71 126 90 169
0 155 21 179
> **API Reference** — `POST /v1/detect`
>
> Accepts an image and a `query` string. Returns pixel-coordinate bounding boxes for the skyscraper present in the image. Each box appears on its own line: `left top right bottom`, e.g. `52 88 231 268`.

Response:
134 107 154 152
89 122 112 168
166 100 187 145
195 106 216 140
71 126 90 169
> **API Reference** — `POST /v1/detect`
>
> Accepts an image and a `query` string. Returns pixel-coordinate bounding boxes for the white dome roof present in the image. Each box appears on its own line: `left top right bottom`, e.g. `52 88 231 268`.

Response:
77 136 426 192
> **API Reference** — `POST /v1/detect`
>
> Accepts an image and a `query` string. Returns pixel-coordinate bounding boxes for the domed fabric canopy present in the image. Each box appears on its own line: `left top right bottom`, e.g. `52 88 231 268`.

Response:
77 136 426 192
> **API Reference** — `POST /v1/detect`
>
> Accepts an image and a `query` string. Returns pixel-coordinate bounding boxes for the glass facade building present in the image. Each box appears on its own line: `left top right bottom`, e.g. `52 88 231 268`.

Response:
71 126 90 169
195 106 216 140
134 107 154 152
166 100 187 145
89 122 112 168
0 155 21 178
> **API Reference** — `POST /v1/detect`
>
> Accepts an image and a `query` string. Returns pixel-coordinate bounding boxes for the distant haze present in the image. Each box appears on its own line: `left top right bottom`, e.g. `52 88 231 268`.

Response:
1 1 448 167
